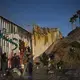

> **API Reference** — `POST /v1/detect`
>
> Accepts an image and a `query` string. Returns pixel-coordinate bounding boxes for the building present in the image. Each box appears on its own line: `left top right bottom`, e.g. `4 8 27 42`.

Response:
0 16 32 68
0 16 62 67
32 25 62 60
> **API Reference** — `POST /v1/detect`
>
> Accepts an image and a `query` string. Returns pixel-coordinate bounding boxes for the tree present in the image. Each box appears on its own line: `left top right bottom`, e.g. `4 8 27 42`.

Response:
77 10 80 25
69 14 78 30
73 14 78 22
69 17 75 30
39 52 49 66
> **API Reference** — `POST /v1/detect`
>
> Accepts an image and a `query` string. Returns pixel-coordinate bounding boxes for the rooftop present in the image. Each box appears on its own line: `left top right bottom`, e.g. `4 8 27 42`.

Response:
0 16 32 35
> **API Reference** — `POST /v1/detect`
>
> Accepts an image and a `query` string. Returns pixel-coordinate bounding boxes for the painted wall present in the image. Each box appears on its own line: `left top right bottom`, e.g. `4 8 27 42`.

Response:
0 16 32 56
32 25 62 59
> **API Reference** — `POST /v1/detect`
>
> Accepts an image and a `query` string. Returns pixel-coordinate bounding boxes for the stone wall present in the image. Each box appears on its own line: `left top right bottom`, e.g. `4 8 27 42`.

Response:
32 25 62 59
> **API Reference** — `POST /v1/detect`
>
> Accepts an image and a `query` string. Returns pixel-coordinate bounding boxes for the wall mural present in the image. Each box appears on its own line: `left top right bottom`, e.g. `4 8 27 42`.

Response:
0 33 18 50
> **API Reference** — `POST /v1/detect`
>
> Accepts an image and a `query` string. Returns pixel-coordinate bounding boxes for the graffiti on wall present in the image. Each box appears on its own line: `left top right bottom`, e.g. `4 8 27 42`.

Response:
0 33 18 50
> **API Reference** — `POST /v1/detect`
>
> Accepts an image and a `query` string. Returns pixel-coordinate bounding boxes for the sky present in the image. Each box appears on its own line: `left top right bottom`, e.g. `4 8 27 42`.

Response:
0 0 80 36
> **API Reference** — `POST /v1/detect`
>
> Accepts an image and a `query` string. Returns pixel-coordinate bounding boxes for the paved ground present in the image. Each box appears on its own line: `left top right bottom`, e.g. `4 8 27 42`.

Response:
32 65 80 80
33 65 48 80
0 66 68 80
1 65 80 80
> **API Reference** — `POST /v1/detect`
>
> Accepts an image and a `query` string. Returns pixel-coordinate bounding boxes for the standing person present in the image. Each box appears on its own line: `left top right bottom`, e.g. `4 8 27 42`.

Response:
27 54 33 77
16 55 20 68
22 55 28 76
22 48 30 76
0 46 2 70
1 52 8 74
11 53 18 68
35 57 40 69
27 46 31 52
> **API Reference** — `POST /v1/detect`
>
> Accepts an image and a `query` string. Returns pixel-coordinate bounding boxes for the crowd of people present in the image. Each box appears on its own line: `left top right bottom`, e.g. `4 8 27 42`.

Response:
0 46 33 78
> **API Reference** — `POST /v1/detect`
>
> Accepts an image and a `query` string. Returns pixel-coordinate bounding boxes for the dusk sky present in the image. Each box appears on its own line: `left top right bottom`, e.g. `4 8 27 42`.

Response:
0 0 80 36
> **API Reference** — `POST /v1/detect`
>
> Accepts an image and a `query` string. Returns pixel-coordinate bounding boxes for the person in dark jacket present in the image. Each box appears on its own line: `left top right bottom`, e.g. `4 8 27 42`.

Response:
0 46 2 70
1 52 8 74
16 55 20 68
27 46 31 52
27 54 33 77
11 53 20 68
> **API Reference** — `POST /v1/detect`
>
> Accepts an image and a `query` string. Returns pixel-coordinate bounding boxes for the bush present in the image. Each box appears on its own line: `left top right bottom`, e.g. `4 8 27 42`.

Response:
39 52 49 66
